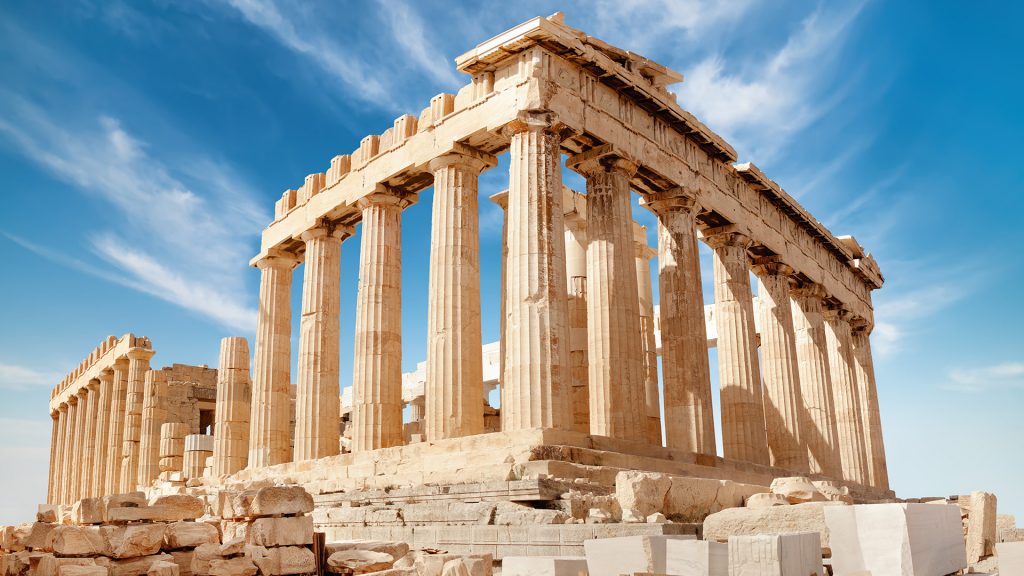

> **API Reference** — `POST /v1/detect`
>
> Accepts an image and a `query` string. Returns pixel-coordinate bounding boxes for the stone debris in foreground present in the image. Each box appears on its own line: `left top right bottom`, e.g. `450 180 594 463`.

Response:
727 533 822 576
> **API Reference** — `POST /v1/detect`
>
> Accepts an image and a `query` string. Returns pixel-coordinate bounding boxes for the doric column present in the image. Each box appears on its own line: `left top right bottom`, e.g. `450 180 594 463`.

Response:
214 337 251 476
92 369 113 496
564 216 590 433
790 284 842 478
295 224 348 461
250 252 298 468
642 191 715 455
55 404 69 503
704 226 769 465
851 322 889 491
138 369 167 488
489 191 509 417
500 112 572 430
566 145 645 442
823 306 870 485
71 390 87 502
352 187 412 450
634 226 661 445
120 348 154 492
63 397 78 503
48 409 60 504
81 380 100 497
159 422 188 477
753 259 809 472
104 359 128 495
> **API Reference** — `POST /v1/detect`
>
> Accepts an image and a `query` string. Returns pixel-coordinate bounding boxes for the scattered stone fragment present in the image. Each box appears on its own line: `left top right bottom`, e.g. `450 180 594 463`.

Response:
769 477 826 504
326 549 394 574
745 493 790 509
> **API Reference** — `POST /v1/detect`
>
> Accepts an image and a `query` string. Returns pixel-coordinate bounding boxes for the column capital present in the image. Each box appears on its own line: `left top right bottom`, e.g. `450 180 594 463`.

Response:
86 378 100 392
488 190 508 210
640 187 701 216
256 250 300 271
850 316 873 334
500 110 573 140
51 409 59 419
98 368 114 384
566 144 638 179
299 221 353 243
429 143 497 174
74 387 88 399
702 224 751 250
67 394 79 406
113 357 130 370
751 255 795 278
790 281 829 300
356 184 418 211
57 403 68 414
126 348 155 362
822 304 853 323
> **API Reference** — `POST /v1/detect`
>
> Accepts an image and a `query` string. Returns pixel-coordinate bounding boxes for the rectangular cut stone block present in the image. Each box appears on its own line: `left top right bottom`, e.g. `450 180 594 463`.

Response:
37 556 98 576
221 487 313 520
102 553 175 576
824 503 967 576
49 526 108 557
727 533 822 576
163 523 219 550
501 556 588 576
996 541 1024 575
246 546 315 576
962 491 996 563
101 524 167 559
224 516 313 547
583 535 695 576
58 566 107 576
665 540 728 576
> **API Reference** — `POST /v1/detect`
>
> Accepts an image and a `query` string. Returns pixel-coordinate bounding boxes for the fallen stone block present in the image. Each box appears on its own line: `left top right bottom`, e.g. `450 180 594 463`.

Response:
37 505 59 524
810 481 854 504
492 502 567 525
59 566 108 576
996 541 1024 575
148 496 205 521
825 503 967 576
665 478 768 523
230 487 313 520
219 539 244 557
962 491 997 563
323 541 409 564
583 535 695 576
413 554 491 576
501 556 588 576
745 493 789 509
244 516 313 547
190 544 222 575
101 525 167 559
769 477 826 505
36 555 96 576
246 546 315 576
326 549 394 574
48 526 107 557
206 557 256 576
146 561 179 576
167 552 193 576
664 540 727 576
703 501 840 554
727 532 822 576
615 471 671 518
102 553 175 576
163 523 219 550
71 499 106 526
440 558 471 576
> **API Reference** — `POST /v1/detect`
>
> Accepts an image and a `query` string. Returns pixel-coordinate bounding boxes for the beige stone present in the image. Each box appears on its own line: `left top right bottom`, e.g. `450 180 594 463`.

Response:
810 481 854 504
48 526 107 557
769 477 826 504
823 308 870 485
246 546 314 576
224 487 313 519
213 338 250 477
190 544 222 576
703 502 841 554
104 553 176 576
745 493 790 509
163 523 219 550
239 516 312 547
138 370 168 489
664 540 727 576
583 535 694 576
501 556 588 576
206 557 256 576
664 478 768 523
615 471 671 517
59 566 108 576
413 554 491 576
727 532 823 576
101 524 167 559
36 556 97 576
324 541 408 564
326 550 394 574
963 491 997 563
145 561 178 576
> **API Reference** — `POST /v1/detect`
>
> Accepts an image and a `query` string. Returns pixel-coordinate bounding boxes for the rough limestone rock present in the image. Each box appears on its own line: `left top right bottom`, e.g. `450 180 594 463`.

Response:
492 502 567 525
146 560 179 576
440 559 471 576
37 506 59 524
207 557 256 576
190 544 222 575
163 523 218 551
646 512 667 524
102 525 168 559
745 493 790 509
615 471 672 517
963 491 997 563
703 502 842 554
71 500 106 526
59 566 108 576
769 477 826 504
326 550 394 574
245 517 313 547
48 526 107 557
37 555 97 576
148 496 204 521
246 546 315 576
324 541 409 564
167 551 194 576
664 478 769 523
218 539 244 557
811 481 854 504
104 553 175 576
586 508 613 524
241 487 313 519
621 509 645 524
414 554 491 576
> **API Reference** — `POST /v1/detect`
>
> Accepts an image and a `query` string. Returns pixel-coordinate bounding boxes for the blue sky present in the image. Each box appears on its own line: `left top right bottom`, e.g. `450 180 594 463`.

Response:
1 1 1021 525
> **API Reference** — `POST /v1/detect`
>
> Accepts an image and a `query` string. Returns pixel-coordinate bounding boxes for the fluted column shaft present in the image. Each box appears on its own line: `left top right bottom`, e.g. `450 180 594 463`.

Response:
138 369 167 487
295 226 346 461
352 190 407 450
426 152 491 442
852 326 889 490
81 381 100 497
824 308 869 485
215 337 251 476
120 349 153 492
500 113 572 430
644 193 716 455
104 360 128 495
489 191 509 421
92 370 113 497
754 262 809 472
250 254 298 467
706 229 769 465
71 391 87 502
564 219 590 434
635 228 661 445
566 148 645 441
63 398 78 503
48 409 61 504
56 406 70 503
790 285 842 478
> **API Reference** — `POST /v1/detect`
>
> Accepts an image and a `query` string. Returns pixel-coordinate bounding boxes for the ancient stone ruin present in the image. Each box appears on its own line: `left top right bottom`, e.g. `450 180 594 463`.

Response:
6 12 1020 576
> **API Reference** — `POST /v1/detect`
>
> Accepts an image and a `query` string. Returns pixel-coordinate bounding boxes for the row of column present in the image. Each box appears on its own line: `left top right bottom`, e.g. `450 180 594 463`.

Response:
246 111 888 490
49 349 154 505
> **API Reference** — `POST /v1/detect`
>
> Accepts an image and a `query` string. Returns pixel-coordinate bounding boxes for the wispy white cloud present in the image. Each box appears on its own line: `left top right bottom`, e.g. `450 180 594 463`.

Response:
872 279 969 357
586 0 755 51
944 362 1024 393
677 2 866 161
375 0 461 89
0 364 61 391
0 98 264 332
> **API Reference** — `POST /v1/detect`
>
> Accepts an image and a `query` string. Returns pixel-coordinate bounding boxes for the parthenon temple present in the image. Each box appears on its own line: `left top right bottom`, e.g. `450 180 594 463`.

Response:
32 13 969 571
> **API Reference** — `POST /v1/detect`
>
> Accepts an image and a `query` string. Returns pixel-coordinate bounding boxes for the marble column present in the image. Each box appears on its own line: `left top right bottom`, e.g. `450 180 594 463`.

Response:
352 188 409 450
564 216 590 434
753 259 809 472
789 284 843 478
120 348 154 492
48 409 61 504
295 225 347 461
634 226 662 445
424 150 492 442
104 358 128 495
250 252 298 468
851 322 889 491
500 112 573 430
71 390 87 502
159 422 188 476
489 191 509 423
566 147 645 441
824 307 869 485
92 369 113 497
704 227 769 465
214 337 251 476
62 398 76 503
138 369 167 488
81 380 100 497
643 191 716 455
